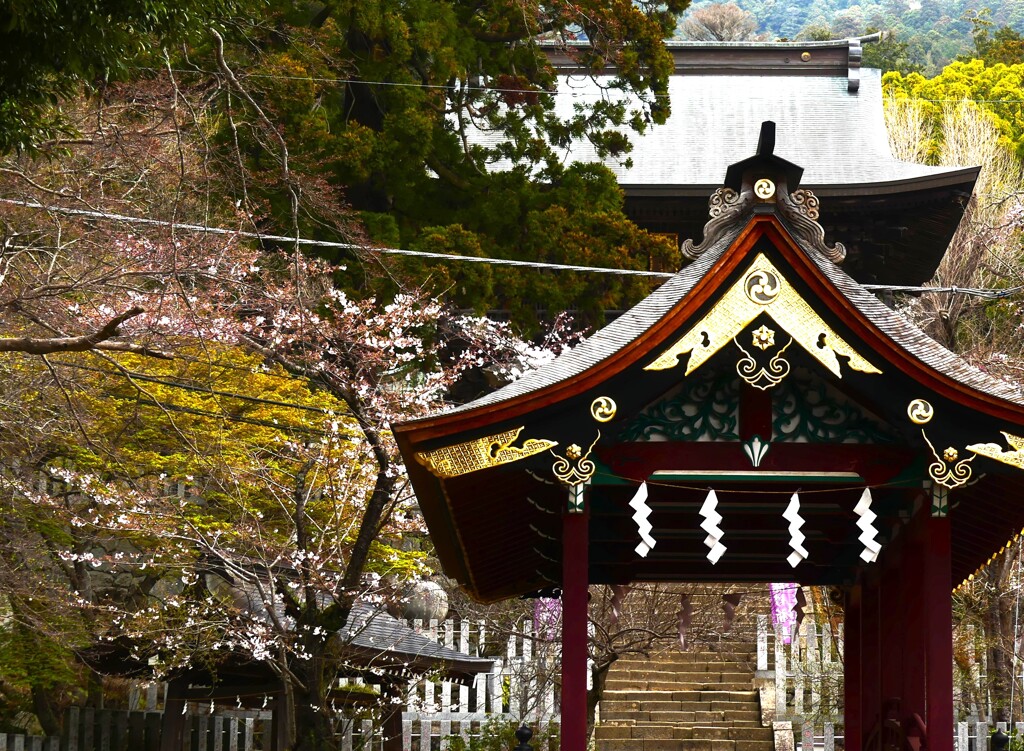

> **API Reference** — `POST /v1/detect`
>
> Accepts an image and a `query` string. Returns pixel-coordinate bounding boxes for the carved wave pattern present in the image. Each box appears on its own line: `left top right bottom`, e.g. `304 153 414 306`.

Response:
773 374 900 444
620 374 740 442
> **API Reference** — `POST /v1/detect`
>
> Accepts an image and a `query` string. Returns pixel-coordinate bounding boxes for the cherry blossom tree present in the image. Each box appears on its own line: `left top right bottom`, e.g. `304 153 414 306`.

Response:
0 70 569 749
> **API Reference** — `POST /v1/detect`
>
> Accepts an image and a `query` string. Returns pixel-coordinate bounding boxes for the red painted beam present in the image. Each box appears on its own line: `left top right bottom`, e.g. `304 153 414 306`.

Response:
597 442 918 486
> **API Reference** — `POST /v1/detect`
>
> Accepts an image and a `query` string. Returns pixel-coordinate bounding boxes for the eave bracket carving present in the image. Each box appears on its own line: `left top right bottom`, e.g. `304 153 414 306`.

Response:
682 187 845 265
681 187 754 261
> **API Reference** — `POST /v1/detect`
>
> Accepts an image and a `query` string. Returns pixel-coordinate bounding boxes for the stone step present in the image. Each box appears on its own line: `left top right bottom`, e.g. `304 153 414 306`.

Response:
610 655 757 668
690 726 775 741
610 668 757 680
699 690 758 702
602 690 754 704
604 680 755 692
621 670 754 682
617 653 755 664
595 636 766 751
597 739 718 751
603 699 758 714
616 654 756 664
596 733 774 750
602 710 653 722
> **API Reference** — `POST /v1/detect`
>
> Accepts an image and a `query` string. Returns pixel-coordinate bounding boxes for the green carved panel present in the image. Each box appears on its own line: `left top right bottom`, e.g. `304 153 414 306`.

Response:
773 372 900 444
620 373 740 442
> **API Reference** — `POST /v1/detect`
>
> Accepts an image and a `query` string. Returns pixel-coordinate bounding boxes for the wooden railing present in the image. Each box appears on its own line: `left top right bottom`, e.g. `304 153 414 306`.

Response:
0 706 273 751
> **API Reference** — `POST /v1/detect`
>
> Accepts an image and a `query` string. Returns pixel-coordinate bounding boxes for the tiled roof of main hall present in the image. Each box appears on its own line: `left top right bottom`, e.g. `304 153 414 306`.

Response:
472 40 975 193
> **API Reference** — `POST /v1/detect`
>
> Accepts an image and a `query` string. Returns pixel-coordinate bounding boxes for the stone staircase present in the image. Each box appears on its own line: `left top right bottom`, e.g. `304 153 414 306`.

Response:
594 640 773 751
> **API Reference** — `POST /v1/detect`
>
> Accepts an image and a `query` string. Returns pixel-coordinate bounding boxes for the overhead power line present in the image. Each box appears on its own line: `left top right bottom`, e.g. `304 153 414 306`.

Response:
156 67 611 98
2 198 1022 298
0 198 671 278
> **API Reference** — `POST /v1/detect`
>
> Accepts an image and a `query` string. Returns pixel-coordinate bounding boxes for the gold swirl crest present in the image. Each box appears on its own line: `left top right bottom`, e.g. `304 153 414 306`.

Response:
907 399 933 425
754 179 776 199
416 428 557 479
645 254 881 380
590 396 617 423
735 336 792 391
922 430 973 489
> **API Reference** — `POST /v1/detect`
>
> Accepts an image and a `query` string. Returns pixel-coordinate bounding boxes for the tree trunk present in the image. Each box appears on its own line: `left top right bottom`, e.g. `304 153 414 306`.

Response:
291 651 339 751
30 682 62 737
587 657 617 741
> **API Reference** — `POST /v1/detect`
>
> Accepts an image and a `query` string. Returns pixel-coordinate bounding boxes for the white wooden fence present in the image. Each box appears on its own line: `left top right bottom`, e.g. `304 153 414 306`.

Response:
339 617 558 751
756 615 845 722
755 616 1019 751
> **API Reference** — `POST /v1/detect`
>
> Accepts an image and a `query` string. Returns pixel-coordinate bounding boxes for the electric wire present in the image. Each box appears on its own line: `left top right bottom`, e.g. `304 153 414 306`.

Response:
4 198 1022 297
0 198 671 279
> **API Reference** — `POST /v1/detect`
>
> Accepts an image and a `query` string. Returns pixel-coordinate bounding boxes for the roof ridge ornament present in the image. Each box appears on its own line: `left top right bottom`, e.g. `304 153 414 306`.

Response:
778 189 847 264
682 121 846 265
681 187 753 261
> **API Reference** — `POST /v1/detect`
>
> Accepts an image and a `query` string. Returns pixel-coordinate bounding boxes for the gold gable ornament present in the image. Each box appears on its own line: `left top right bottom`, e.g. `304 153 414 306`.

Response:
416 428 557 479
645 254 881 385
967 432 1024 471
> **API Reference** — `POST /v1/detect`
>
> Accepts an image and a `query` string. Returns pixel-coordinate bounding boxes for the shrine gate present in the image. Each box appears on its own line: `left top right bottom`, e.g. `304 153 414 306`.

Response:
393 128 1024 751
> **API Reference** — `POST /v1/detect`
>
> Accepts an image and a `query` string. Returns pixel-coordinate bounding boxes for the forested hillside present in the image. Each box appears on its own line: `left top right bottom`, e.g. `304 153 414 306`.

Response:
681 0 1024 73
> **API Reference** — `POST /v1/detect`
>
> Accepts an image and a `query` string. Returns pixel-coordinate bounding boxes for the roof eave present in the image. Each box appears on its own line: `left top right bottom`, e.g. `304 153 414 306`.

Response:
619 166 980 198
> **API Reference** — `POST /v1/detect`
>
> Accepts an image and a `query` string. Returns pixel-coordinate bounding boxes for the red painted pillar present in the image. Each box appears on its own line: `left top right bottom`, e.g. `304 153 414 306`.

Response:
845 586 863 751
902 514 928 722
861 575 881 744
923 515 954 751
561 493 590 751
880 542 904 706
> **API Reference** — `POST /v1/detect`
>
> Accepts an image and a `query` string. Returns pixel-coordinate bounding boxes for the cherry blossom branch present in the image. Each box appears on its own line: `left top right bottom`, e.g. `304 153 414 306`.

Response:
0 306 163 356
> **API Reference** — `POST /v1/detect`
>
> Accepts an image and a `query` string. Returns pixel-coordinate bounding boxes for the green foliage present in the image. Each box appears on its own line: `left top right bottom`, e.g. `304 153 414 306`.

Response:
966 9 1024 65
862 30 923 75
198 0 688 330
445 719 560 751
884 59 1024 158
0 0 250 155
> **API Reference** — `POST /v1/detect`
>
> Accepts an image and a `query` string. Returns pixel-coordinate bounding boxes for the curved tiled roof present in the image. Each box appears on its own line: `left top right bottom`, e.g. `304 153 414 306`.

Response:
437 225 742 416
426 213 1024 420
471 66 975 193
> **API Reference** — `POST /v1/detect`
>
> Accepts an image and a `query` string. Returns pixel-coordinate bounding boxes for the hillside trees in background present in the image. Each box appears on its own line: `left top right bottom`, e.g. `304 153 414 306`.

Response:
679 3 763 40
685 0 1024 74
